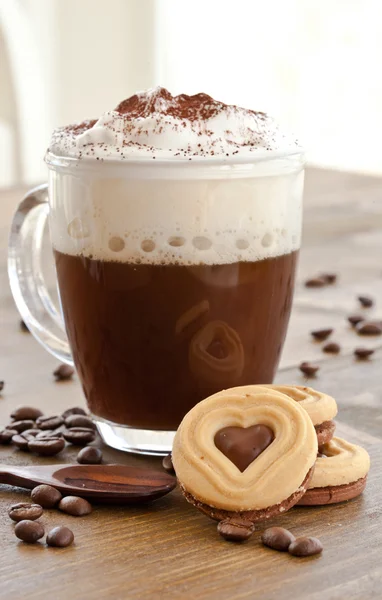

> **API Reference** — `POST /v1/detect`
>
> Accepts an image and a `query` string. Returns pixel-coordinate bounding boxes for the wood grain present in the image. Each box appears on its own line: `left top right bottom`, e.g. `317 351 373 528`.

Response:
0 168 381 599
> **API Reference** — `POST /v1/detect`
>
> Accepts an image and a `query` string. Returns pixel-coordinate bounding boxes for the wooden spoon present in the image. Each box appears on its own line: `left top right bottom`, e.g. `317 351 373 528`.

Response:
0 463 176 504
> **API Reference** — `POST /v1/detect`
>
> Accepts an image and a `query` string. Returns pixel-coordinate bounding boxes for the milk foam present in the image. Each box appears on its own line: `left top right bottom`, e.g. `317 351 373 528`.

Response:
48 87 300 161
48 88 303 265
49 169 304 265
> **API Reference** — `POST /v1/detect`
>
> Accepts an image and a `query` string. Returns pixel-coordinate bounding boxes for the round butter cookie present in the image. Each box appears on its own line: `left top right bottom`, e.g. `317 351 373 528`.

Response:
298 437 370 505
172 385 318 522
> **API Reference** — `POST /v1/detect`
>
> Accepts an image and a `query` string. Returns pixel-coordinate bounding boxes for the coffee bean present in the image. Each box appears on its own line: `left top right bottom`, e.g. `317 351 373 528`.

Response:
11 406 43 421
0 381 4 392
36 429 64 439
288 536 323 557
15 520 45 543
31 484 62 508
311 328 333 341
65 414 95 429
7 420 35 433
299 362 319 377
305 277 327 288
20 319 29 332
217 518 254 542
348 315 364 327
162 454 175 475
322 342 341 354
358 295 374 308
0 428 17 444
46 526 74 548
12 434 30 451
76 446 102 464
58 496 92 516
321 273 337 284
262 527 296 551
9 502 43 522
356 321 382 335
28 437 65 456
63 427 95 446
354 347 375 360
54 364 74 381
61 407 87 419
36 415 64 430
22 429 41 438
37 428 64 440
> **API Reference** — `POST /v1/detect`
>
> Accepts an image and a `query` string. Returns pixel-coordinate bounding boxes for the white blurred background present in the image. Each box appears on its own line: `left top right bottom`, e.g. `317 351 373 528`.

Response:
0 0 381 187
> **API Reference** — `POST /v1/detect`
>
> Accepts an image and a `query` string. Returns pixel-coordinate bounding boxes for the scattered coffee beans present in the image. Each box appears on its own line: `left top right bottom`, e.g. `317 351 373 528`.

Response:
54 364 74 381
9 503 43 522
348 315 364 327
7 420 35 433
311 328 333 341
356 321 382 336
77 446 102 464
261 527 295 551
15 520 44 543
162 454 175 475
65 415 95 429
0 381 3 392
299 362 319 377
0 428 17 444
11 406 43 421
358 295 374 308
28 437 65 456
63 427 95 446
322 342 341 354
58 496 92 516
288 536 323 557
61 407 87 419
46 526 74 548
36 415 64 430
217 518 254 542
12 434 30 451
305 277 327 288
354 347 375 360
31 484 62 508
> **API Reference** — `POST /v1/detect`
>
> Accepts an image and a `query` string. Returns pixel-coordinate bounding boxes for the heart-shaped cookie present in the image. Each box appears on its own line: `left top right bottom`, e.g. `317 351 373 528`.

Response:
172 385 318 518
214 425 275 472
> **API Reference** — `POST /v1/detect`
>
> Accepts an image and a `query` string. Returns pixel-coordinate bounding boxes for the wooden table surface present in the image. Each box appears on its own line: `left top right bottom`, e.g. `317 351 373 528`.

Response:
1 168 381 600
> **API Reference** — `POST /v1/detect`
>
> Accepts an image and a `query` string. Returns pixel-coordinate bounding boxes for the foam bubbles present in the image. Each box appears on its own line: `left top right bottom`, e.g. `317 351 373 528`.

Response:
108 236 125 252
50 167 303 265
192 236 212 251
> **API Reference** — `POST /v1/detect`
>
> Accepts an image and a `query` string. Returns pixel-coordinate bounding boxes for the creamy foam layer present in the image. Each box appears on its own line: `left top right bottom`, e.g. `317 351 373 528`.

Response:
48 87 300 161
50 169 303 265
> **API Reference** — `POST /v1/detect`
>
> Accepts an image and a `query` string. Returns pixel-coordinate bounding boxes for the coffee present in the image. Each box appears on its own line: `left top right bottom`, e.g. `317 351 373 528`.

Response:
55 250 297 429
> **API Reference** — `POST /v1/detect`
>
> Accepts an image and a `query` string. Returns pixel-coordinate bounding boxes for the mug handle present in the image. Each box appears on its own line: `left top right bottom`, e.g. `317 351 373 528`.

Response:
8 184 73 365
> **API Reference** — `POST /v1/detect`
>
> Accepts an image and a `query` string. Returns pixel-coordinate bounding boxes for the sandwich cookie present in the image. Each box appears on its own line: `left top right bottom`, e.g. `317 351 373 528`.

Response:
172 386 318 522
263 385 337 447
297 437 370 505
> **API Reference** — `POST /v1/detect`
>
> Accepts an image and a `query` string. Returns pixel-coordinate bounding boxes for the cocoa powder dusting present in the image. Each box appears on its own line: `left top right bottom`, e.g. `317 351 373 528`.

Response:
115 87 265 123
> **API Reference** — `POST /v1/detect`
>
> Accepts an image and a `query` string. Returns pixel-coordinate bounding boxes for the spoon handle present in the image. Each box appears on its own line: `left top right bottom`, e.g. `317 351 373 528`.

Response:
0 465 41 490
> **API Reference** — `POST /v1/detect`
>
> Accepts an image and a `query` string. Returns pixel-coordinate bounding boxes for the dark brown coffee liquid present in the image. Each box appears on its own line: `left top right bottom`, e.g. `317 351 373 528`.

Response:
54 251 298 429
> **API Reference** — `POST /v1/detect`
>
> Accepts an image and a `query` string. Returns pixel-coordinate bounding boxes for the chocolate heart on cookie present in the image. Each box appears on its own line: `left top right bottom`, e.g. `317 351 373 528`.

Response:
214 425 274 472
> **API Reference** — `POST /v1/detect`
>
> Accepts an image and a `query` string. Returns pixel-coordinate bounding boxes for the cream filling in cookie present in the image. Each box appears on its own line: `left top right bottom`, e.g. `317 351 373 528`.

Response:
172 386 318 512
309 437 370 488
262 385 337 425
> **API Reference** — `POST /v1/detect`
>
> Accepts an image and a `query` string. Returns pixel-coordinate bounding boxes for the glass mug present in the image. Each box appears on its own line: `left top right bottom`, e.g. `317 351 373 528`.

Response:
8 149 305 455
